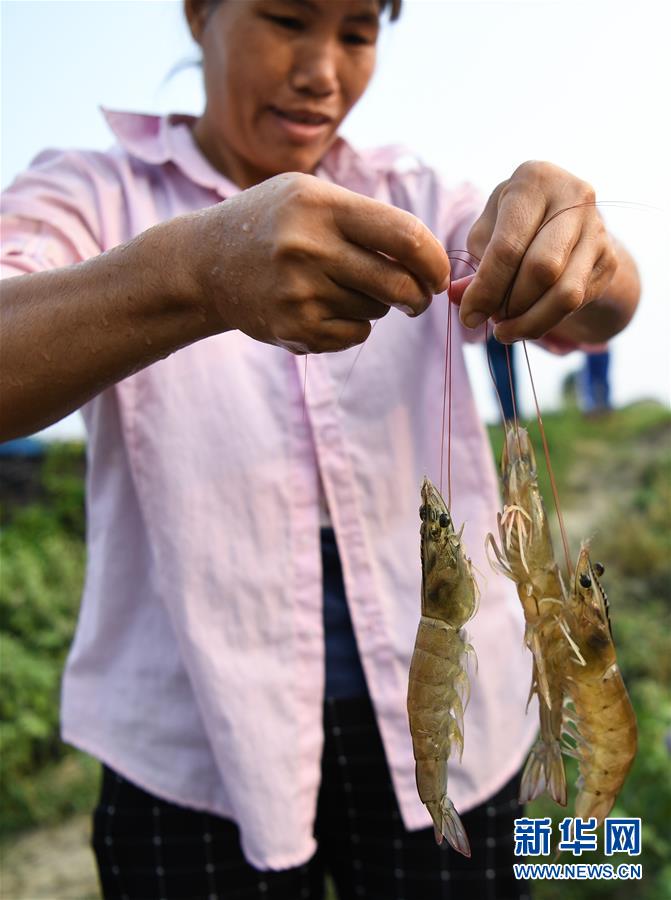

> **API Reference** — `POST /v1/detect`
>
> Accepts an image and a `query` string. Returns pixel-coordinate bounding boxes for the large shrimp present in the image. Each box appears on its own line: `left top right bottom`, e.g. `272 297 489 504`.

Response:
561 545 638 823
485 424 572 806
407 476 478 857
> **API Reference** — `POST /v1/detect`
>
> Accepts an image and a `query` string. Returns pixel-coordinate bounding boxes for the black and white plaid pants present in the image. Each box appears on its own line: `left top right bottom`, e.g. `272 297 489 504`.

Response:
93 695 530 900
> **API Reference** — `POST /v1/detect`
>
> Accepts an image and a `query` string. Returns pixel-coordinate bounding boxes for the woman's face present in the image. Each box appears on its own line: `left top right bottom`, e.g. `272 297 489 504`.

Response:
187 0 381 189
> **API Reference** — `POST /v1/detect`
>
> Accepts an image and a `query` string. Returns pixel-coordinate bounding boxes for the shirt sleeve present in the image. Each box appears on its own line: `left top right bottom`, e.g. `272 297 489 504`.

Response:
386 159 610 358
1 149 106 278
535 334 609 356
379 154 484 345
427 175 609 357
412 166 486 345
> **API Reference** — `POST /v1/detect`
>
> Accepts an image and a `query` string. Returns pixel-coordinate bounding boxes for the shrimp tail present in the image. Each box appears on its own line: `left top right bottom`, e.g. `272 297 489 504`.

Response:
519 743 547 803
519 740 567 806
546 745 568 807
427 797 471 857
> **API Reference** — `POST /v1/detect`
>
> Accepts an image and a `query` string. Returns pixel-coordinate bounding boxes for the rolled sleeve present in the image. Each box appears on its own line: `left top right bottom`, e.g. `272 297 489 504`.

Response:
535 334 609 356
1 149 105 278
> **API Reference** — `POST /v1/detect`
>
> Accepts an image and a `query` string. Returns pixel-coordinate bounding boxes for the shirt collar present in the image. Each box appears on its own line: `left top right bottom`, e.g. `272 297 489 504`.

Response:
101 107 381 198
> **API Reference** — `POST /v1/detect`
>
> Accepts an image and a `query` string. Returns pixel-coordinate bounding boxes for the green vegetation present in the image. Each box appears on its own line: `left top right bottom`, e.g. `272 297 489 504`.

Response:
1 403 669 900
488 401 671 900
487 398 671 516
0 442 97 835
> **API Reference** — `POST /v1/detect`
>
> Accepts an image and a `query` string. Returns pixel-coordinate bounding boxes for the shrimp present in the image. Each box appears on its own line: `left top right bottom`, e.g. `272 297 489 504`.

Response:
485 424 572 806
407 476 478 857
561 546 637 823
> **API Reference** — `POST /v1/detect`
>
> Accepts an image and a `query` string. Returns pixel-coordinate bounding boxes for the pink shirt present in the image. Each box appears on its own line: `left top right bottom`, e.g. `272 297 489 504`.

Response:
1 110 538 870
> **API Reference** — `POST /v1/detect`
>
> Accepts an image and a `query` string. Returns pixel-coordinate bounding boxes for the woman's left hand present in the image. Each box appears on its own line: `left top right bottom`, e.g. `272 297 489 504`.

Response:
456 161 619 343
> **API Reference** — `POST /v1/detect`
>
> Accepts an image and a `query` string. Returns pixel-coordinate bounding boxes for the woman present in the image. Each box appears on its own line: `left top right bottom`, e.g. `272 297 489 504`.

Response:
0 1 639 897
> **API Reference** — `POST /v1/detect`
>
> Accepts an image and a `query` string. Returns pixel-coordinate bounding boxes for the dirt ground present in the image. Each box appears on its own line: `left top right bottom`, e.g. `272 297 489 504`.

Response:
0 814 100 900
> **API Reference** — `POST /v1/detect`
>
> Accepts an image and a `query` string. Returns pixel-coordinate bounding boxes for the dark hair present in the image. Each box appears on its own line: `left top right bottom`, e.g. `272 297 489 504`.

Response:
172 0 402 82
379 0 402 20
198 0 402 22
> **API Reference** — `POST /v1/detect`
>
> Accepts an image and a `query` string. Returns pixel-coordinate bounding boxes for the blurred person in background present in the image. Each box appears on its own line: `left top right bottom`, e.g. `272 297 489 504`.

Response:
579 346 612 416
485 335 518 422
0 1 640 897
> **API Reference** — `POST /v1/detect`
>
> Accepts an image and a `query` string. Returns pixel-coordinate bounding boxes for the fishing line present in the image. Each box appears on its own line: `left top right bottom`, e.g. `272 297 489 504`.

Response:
523 341 574 577
447 303 454 506
441 251 481 501
337 197 649 556
439 297 453 502
492 198 645 576
475 197 650 576
506 343 521 435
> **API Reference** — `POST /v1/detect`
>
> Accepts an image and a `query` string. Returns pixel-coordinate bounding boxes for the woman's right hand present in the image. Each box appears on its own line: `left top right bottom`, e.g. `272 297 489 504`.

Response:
0 173 449 440
182 172 451 354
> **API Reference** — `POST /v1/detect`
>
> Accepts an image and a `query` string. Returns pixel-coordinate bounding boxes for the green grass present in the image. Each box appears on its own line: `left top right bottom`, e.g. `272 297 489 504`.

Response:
488 400 671 899
0 442 94 836
487 399 671 511
1 403 669 899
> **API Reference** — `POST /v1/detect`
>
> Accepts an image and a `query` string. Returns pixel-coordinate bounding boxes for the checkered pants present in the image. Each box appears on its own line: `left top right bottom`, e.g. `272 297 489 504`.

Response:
93 696 530 900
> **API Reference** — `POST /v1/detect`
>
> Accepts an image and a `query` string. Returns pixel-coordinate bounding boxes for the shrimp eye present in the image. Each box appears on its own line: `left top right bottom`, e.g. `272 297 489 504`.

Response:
439 513 450 528
594 562 605 576
419 505 427 520
579 573 592 589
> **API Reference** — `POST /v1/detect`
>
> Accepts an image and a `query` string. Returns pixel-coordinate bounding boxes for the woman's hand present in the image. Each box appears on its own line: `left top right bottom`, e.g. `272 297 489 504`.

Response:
456 161 637 344
183 172 451 354
0 171 451 440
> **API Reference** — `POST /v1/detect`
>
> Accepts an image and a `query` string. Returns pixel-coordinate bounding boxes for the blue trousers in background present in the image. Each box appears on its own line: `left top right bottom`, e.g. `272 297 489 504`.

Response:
580 350 611 413
487 336 518 422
